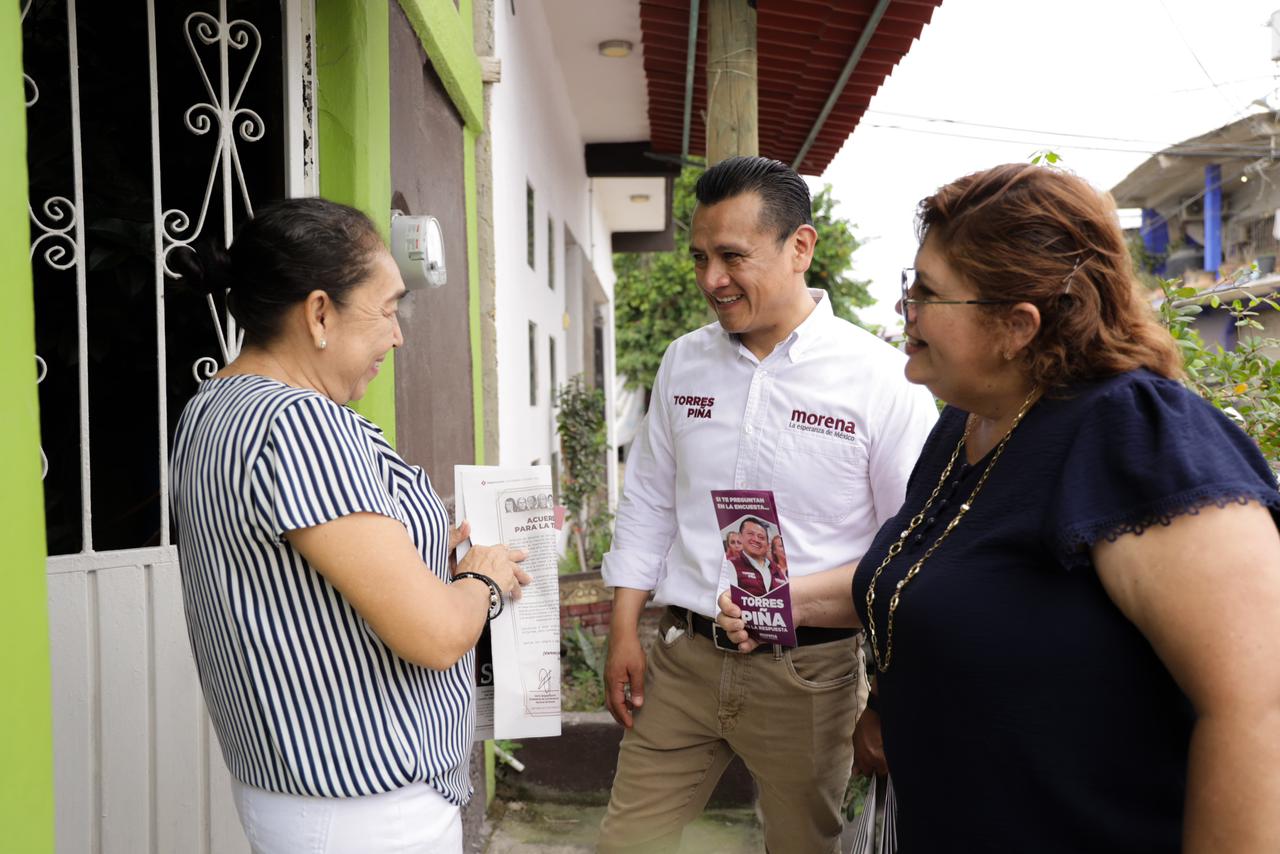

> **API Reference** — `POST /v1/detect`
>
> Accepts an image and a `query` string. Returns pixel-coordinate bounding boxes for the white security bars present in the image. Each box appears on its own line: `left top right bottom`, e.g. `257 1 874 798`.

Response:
25 0 315 561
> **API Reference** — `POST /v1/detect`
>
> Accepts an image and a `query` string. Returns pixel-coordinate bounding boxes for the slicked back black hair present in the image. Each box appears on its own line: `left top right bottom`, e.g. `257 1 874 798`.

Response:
694 156 813 241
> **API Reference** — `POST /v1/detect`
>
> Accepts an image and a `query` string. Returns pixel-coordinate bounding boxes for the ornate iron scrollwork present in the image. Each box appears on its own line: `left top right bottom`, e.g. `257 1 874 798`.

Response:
35 355 48 479
161 7 264 380
28 196 78 271
20 0 38 107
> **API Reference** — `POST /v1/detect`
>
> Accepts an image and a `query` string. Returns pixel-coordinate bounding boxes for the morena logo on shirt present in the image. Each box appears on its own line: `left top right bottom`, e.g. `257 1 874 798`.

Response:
788 408 857 440
673 393 715 419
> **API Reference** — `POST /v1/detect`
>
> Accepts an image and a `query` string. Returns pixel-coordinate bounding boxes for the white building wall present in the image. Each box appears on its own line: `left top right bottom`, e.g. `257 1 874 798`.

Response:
491 2 617 478
589 198 621 508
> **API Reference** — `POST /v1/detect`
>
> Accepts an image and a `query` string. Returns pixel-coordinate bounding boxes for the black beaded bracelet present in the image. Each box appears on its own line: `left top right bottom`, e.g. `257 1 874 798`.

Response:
454 571 503 620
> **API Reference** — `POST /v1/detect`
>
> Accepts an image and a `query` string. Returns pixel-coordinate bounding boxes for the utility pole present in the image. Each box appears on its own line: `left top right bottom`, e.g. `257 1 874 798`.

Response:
705 0 757 164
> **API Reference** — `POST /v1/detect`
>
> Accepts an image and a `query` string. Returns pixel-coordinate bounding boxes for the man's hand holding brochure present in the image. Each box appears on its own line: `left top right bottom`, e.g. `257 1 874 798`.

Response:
712 489 795 651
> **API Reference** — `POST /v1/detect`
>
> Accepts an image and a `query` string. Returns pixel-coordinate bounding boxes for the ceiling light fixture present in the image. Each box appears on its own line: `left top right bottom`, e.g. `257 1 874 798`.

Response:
598 39 633 58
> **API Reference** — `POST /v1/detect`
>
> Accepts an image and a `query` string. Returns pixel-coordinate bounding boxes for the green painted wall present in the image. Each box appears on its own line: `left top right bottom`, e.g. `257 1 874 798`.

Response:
0 5 56 853
317 5 495 801
397 0 485 132
0 2 493 846
317 0 487 456
316 0 397 446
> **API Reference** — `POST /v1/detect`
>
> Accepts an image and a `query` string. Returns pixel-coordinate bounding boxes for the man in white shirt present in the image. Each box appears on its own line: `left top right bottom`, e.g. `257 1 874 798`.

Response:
597 156 936 853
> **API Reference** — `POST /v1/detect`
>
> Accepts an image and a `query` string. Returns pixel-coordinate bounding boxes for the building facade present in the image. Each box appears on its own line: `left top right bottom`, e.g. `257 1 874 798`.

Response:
6 1 497 850
487 0 674 502
3 1 941 849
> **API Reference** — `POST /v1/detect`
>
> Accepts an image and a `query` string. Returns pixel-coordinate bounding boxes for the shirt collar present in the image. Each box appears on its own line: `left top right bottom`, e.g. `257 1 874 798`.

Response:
787 289 833 362
705 288 834 360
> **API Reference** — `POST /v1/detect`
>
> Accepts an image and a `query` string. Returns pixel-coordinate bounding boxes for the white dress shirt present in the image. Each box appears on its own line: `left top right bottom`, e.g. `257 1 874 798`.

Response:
603 290 938 617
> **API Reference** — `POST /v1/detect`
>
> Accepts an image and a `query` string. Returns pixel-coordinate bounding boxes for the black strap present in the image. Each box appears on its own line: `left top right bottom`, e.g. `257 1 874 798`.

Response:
671 607 856 648
454 571 503 620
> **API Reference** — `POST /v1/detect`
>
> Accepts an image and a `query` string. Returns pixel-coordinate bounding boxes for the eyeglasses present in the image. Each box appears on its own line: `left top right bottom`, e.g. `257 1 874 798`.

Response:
899 268 1016 319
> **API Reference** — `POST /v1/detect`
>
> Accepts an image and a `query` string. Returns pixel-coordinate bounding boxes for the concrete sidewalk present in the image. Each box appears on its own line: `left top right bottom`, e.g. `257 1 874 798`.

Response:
482 801 765 853
477 711 773 852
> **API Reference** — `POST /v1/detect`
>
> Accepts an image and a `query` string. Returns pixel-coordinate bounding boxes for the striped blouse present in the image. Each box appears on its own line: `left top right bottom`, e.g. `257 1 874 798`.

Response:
170 374 474 803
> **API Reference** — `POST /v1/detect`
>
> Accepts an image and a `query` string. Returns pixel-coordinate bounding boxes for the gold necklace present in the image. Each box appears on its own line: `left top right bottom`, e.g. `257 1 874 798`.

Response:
865 388 1040 673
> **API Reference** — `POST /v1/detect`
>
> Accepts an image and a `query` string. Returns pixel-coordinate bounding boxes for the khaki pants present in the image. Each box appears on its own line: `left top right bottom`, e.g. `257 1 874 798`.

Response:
598 610 868 854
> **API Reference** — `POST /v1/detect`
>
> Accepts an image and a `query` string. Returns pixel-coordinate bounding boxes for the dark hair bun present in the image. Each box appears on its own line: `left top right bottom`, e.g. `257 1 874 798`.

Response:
226 198 384 346
166 198 383 347
169 241 233 298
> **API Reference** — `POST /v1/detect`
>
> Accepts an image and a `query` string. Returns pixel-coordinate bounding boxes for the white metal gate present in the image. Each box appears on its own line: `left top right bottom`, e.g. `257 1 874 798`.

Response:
23 1 316 851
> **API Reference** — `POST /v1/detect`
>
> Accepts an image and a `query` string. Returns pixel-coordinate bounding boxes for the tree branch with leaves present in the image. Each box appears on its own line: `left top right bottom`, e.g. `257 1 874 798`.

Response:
1159 279 1280 469
555 377 613 571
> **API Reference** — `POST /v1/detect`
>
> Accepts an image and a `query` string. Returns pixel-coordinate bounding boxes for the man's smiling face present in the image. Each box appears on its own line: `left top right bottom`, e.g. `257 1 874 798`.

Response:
740 520 769 561
690 192 801 349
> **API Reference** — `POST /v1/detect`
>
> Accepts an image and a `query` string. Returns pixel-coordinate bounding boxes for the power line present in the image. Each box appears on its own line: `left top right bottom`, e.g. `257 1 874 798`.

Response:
863 121 1280 158
1170 74 1277 94
864 109 1173 146
864 109 1280 153
862 121 1148 153
1155 0 1239 114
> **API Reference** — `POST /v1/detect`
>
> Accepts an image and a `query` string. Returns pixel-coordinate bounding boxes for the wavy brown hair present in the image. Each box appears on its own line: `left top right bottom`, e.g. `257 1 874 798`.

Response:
917 163 1182 390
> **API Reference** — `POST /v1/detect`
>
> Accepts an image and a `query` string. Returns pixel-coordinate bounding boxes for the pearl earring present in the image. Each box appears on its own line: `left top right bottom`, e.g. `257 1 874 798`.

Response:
318 338 327 350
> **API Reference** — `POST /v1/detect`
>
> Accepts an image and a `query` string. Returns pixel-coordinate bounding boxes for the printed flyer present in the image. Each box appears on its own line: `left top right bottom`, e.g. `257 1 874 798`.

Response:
455 465 562 739
712 489 796 647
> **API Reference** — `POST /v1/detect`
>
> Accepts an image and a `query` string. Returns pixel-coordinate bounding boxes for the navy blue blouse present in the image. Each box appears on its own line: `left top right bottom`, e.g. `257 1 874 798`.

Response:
852 369 1279 853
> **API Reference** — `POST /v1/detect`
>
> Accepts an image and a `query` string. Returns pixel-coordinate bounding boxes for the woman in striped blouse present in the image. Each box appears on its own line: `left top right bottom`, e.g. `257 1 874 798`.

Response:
170 198 529 854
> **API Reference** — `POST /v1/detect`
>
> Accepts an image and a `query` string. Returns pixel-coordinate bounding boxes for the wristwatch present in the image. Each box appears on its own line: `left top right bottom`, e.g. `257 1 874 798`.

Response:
454 571 503 620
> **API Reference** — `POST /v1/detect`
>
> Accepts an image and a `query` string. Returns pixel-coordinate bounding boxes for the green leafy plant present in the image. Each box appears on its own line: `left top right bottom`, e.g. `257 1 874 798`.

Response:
561 622 608 712
808 184 877 328
613 168 709 400
843 772 872 820
1126 231 1167 291
1158 278 1280 468
1029 149 1064 167
493 739 524 777
555 376 613 571
567 623 607 682
557 546 582 576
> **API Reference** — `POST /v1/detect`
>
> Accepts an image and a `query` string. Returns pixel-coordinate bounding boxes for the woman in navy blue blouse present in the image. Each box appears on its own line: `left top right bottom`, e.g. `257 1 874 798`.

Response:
718 164 1280 851
170 198 529 853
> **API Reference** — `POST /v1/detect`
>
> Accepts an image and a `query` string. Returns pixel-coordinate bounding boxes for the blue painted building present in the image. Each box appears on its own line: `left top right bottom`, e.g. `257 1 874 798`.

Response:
1111 113 1280 357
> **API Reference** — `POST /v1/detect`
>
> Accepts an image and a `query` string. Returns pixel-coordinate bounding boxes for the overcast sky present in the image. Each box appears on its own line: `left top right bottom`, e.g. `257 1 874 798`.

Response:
815 0 1280 329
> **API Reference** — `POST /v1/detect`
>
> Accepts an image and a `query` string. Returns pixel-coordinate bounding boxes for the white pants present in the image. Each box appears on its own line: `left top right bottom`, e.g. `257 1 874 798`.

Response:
230 779 463 854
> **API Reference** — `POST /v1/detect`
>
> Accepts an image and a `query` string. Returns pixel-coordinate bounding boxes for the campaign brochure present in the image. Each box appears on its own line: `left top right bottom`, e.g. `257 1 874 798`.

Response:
712 489 796 647
455 465 562 739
